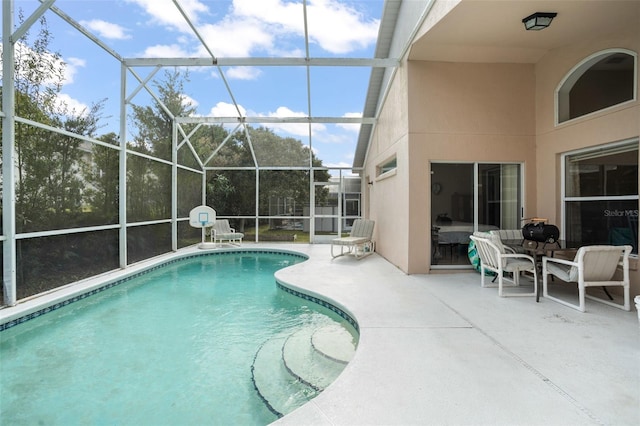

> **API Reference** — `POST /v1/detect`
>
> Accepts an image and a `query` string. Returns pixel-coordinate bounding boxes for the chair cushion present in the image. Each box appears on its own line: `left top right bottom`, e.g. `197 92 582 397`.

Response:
504 258 534 273
217 232 243 238
332 236 370 246
547 262 578 282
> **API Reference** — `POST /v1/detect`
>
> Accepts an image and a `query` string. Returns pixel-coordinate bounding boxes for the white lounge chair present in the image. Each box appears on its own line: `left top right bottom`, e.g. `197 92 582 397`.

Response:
542 245 631 312
469 232 538 297
211 219 244 246
331 219 375 260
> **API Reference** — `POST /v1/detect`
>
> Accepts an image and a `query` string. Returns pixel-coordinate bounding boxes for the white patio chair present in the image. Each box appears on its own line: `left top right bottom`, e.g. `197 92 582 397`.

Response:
469 232 538 297
542 245 631 312
211 219 244 246
331 219 375 260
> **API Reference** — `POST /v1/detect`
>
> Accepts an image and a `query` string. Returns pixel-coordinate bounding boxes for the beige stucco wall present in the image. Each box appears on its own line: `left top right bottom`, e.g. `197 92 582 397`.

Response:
406 61 537 273
365 12 639 297
366 60 538 273
364 63 411 271
533 29 640 295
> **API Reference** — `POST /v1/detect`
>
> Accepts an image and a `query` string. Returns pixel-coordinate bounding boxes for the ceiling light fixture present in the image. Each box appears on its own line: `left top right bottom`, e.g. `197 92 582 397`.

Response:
522 12 557 31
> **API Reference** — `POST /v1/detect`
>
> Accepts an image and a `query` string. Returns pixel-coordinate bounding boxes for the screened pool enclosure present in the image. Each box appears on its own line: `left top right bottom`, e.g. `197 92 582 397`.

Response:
1 0 397 305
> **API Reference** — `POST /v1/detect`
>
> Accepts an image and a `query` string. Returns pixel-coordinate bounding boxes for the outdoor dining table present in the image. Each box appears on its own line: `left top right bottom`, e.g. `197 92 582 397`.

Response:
503 239 581 302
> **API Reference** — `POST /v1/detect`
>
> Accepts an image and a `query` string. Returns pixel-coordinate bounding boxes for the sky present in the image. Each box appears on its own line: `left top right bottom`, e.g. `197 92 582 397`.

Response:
7 0 385 169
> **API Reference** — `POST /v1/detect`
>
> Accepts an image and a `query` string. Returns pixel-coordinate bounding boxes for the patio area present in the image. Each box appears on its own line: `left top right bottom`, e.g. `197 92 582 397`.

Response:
273 244 639 425
1 242 637 425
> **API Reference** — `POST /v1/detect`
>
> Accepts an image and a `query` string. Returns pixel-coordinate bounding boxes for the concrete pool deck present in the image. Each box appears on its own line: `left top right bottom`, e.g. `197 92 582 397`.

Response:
271 244 639 426
1 243 638 425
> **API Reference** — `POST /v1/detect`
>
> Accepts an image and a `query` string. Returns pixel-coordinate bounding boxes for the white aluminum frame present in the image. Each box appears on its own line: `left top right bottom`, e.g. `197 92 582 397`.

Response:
1 0 391 305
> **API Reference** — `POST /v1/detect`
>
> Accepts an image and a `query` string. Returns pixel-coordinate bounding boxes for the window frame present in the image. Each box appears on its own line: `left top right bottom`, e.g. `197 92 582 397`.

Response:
555 48 638 126
560 138 639 256
376 155 397 181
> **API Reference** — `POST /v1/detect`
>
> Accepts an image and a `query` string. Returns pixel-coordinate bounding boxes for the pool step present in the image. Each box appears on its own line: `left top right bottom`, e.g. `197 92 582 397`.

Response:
312 323 356 364
283 325 356 391
251 324 356 417
251 337 319 417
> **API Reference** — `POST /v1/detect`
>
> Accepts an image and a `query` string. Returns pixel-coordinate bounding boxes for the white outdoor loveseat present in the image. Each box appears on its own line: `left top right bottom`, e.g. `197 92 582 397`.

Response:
331 219 375 260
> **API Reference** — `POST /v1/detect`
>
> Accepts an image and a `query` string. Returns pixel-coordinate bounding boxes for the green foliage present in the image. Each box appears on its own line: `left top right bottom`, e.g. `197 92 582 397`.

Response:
83 133 120 223
205 126 330 221
206 170 255 217
6 11 116 299
10 13 107 232
126 71 330 226
13 11 64 116
129 69 198 220
129 69 197 158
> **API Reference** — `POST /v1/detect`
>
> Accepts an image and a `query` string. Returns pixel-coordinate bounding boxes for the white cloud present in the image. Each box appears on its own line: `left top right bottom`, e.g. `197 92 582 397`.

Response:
54 93 89 115
9 42 85 89
224 67 262 80
130 0 378 57
7 43 89 118
271 106 305 117
263 106 326 138
337 112 362 133
232 0 303 33
182 94 199 108
141 44 192 57
207 103 355 146
127 0 209 32
209 101 247 117
196 17 274 57
232 0 379 54
305 0 379 54
80 19 131 40
63 57 86 85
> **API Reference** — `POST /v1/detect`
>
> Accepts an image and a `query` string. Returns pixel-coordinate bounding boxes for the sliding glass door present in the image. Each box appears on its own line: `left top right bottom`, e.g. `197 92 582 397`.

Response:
431 163 522 267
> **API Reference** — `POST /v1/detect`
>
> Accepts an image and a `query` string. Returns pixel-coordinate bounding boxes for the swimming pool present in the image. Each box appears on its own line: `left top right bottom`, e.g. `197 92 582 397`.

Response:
0 250 359 425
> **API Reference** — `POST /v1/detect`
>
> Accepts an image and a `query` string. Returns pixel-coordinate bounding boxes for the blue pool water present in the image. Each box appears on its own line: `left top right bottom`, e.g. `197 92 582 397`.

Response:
0 251 355 425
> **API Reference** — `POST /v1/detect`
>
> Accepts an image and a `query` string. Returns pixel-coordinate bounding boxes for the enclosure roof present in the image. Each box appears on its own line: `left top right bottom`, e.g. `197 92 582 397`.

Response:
11 0 399 170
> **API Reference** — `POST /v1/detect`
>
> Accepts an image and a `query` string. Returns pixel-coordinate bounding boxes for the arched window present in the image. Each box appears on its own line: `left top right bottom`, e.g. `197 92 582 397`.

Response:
556 49 637 124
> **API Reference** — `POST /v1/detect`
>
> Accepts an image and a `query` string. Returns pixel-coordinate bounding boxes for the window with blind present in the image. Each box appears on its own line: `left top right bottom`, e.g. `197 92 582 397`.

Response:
563 140 639 254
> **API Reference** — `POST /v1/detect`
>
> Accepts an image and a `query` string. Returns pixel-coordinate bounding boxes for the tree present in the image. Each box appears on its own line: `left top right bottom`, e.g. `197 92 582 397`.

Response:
205 128 256 220
2 11 111 300
129 69 197 220
83 132 120 223
206 126 331 229
7 12 105 232
12 10 65 115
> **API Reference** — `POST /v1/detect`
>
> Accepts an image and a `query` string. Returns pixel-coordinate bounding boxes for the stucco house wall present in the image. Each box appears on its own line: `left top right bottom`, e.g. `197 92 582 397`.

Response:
364 62 411 271
533 30 640 295
364 7 639 296
406 61 536 273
